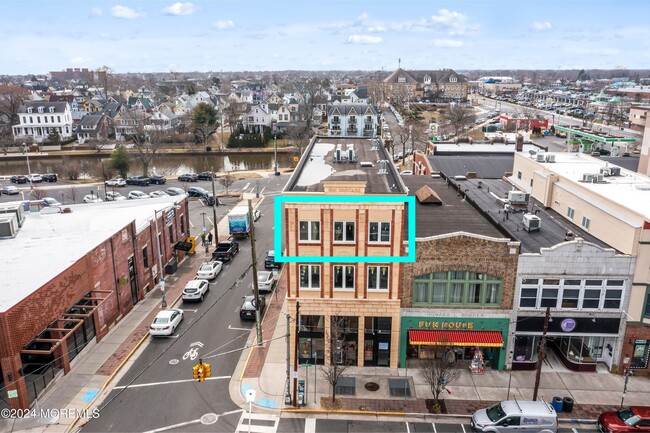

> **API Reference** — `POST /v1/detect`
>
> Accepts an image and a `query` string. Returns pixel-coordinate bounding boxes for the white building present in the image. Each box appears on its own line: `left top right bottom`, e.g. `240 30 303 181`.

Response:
327 103 378 138
12 102 73 143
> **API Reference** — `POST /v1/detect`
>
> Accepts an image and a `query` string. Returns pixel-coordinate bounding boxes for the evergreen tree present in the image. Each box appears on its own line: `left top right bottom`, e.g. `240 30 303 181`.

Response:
109 145 130 179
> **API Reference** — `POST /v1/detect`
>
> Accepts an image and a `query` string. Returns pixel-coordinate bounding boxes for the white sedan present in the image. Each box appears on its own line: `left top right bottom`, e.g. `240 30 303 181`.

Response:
149 309 183 336
196 261 223 280
106 191 126 201
149 190 170 198
182 279 210 302
29 173 43 183
128 190 149 200
83 194 103 203
1 186 19 195
105 178 126 187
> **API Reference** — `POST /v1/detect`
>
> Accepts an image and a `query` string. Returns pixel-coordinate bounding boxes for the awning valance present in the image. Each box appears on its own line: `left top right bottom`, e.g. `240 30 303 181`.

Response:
408 330 504 348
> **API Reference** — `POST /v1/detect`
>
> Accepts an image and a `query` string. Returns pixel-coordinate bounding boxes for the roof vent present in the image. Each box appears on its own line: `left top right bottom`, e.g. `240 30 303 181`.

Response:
360 161 373 167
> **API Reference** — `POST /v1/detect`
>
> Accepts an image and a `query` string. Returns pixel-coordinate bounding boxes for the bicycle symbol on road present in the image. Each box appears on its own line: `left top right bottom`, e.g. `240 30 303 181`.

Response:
183 342 204 361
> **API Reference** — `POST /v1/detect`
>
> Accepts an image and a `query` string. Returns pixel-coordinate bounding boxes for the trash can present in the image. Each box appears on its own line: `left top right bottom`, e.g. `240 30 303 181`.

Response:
165 257 178 275
563 397 574 413
551 396 563 413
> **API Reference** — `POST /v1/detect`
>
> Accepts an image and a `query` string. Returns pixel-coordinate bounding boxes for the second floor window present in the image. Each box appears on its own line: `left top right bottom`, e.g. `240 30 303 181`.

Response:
300 265 320 289
333 265 355 289
299 221 320 241
334 221 355 242
367 266 389 290
369 222 391 242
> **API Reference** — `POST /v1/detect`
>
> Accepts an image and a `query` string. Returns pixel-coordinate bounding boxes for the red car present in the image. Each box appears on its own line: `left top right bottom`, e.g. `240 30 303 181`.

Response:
598 406 650 432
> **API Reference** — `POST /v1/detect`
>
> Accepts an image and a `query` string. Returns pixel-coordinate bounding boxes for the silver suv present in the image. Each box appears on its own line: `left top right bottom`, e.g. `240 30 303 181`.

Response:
471 400 557 433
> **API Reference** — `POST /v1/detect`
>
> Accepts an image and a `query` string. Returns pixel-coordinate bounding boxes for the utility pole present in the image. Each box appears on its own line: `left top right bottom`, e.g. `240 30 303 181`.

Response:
248 199 262 346
285 313 292 405
210 166 219 243
532 306 550 401
293 301 300 407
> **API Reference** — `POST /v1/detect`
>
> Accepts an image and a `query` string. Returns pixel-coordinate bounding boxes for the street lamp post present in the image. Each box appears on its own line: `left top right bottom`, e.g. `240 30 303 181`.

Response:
23 143 33 189
200 211 208 252
153 210 167 309
274 135 279 176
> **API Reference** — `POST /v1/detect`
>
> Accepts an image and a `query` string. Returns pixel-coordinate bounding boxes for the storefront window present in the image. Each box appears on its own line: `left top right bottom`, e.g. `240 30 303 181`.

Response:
414 282 428 302
631 340 649 369
513 335 539 363
299 315 324 332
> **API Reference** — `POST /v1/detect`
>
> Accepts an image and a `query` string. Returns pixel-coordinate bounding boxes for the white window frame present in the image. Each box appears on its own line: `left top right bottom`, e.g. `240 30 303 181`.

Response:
333 265 355 290
581 216 590 230
299 264 321 289
334 221 355 242
298 220 320 242
368 222 391 243
367 265 389 290
567 207 575 219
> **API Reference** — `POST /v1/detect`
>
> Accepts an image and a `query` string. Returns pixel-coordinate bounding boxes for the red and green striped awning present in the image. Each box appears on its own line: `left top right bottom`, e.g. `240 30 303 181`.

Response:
408 330 504 347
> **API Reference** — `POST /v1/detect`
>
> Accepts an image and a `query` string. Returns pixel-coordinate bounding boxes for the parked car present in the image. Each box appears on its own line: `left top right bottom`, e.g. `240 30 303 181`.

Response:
253 209 261 221
126 176 151 186
10 175 28 184
150 175 167 185
240 295 265 320
197 171 214 181
41 173 58 182
105 178 126 187
598 406 650 432
264 250 280 269
149 190 170 198
196 261 223 280
255 271 276 293
28 173 43 183
41 197 62 207
1 186 19 195
555 132 567 138
83 194 103 203
204 193 217 206
106 191 126 201
178 173 198 182
212 240 239 262
128 190 149 200
471 400 557 433
400 170 413 175
149 309 183 336
182 279 210 302
165 187 186 196
187 187 210 198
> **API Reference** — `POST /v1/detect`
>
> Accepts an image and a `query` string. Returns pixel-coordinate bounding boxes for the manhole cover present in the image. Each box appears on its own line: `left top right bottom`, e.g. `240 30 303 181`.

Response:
200 413 218 425
365 382 380 392
169 359 179 365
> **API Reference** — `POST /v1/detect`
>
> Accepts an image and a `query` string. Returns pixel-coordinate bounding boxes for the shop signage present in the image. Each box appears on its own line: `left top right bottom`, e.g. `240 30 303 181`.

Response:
560 318 576 332
7 390 17 398
418 320 474 329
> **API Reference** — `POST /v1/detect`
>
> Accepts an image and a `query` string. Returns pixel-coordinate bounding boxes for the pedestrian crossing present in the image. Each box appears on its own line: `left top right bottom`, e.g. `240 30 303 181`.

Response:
234 411 279 433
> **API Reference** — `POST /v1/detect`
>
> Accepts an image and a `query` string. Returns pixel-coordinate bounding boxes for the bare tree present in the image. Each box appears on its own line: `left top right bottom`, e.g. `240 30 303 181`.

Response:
62 156 81 180
320 316 354 403
301 78 325 133
225 100 244 134
122 108 165 176
217 172 235 195
30 187 47 200
96 66 113 100
286 122 310 156
0 84 30 125
418 346 460 414
440 104 476 138
69 186 79 204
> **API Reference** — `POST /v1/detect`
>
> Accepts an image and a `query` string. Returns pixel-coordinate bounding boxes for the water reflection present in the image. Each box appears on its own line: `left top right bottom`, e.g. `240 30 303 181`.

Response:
0 152 296 177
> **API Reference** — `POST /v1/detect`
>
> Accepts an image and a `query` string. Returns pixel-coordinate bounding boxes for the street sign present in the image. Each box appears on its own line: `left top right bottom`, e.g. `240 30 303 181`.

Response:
300 363 312 367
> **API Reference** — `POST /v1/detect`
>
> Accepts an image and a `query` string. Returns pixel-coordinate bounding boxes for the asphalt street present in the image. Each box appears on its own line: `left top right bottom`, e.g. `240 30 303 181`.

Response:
80 175 286 432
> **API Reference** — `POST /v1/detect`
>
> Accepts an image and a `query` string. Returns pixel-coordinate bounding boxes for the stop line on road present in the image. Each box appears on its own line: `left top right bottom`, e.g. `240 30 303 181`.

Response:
113 375 231 390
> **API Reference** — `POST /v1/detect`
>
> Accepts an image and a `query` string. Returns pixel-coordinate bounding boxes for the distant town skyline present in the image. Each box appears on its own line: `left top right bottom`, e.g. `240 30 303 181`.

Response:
2 0 649 75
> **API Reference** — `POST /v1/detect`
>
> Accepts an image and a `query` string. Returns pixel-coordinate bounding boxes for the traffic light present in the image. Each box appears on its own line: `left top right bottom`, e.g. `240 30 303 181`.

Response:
203 362 211 379
192 364 200 380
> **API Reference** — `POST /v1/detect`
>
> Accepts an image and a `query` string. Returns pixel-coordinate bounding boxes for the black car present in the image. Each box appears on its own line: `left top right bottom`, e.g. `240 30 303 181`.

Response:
212 240 239 262
240 295 265 320
204 193 218 206
178 173 198 182
264 250 280 269
197 171 214 181
187 186 209 198
150 175 166 185
10 175 28 184
42 173 58 182
126 176 151 186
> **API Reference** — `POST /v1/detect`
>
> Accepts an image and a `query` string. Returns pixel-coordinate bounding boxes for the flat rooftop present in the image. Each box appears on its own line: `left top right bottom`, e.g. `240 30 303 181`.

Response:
0 196 184 312
428 154 515 179
284 136 406 194
513 151 650 220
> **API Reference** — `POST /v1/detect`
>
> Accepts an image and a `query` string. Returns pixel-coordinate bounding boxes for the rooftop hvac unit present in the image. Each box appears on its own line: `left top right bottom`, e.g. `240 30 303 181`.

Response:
0 202 26 227
581 173 594 182
536 153 546 162
360 161 373 167
522 213 541 233
592 173 604 183
0 213 19 238
507 190 530 205
334 144 342 163
347 144 357 163
545 154 556 163
609 166 621 176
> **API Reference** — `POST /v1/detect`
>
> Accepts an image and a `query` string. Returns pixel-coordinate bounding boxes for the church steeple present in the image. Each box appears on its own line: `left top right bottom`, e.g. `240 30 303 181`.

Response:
398 58 401 69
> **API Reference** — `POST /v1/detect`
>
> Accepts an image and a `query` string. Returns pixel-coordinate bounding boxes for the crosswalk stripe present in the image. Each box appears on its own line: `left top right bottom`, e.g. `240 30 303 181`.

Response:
234 412 279 433
305 418 316 433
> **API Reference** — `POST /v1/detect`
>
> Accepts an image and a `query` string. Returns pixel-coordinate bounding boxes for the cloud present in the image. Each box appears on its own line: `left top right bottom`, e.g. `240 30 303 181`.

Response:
430 9 478 35
90 7 103 17
348 34 382 44
111 5 146 20
213 20 235 31
531 21 552 32
367 26 386 33
357 12 369 23
162 2 198 16
432 39 463 48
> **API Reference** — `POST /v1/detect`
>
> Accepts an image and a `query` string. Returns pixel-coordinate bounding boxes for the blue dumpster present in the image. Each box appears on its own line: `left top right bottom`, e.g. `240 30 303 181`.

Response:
552 396 563 413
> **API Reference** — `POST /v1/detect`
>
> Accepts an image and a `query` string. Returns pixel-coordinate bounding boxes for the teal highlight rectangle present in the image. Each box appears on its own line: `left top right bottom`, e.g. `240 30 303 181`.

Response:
273 195 416 263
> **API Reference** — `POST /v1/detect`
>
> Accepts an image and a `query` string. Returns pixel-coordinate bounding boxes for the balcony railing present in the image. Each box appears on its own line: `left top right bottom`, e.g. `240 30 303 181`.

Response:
331 118 340 124
348 118 357 124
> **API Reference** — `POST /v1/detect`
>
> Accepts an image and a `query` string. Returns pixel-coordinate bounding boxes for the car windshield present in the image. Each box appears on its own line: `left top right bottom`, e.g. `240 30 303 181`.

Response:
486 403 507 422
153 317 169 324
199 264 213 271
617 408 640 426
242 300 256 309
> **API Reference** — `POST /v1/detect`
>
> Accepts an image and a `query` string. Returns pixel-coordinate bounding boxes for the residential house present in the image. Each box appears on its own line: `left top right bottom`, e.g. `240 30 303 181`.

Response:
147 107 180 132
76 113 110 143
114 110 148 141
12 101 73 143
244 104 272 133
327 103 378 138
127 96 155 112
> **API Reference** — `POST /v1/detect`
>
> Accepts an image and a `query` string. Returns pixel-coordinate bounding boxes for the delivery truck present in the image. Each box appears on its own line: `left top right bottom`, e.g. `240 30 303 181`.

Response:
228 205 250 238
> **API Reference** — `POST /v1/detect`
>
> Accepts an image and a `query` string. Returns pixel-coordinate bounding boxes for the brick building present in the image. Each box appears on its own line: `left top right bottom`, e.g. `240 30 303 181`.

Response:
0 196 189 409
369 67 468 104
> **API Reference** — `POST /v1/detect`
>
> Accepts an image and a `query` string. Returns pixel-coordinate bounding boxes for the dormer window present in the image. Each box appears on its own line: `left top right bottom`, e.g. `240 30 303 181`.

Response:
424 75 431 84
398 76 406 83
49 107 55 113
27 107 33 113
450 76 457 83
38 107 44 113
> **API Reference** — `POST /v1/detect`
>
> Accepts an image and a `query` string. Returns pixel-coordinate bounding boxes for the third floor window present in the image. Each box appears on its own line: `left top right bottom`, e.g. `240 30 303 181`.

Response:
299 220 320 241
334 221 355 242
368 222 391 243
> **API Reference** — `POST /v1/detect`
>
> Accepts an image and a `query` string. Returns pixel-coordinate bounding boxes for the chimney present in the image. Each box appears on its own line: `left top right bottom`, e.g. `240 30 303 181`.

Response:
516 134 524 152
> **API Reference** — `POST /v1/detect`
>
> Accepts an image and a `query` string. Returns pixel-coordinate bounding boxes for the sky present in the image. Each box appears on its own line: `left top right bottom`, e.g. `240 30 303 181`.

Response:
1 0 649 75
